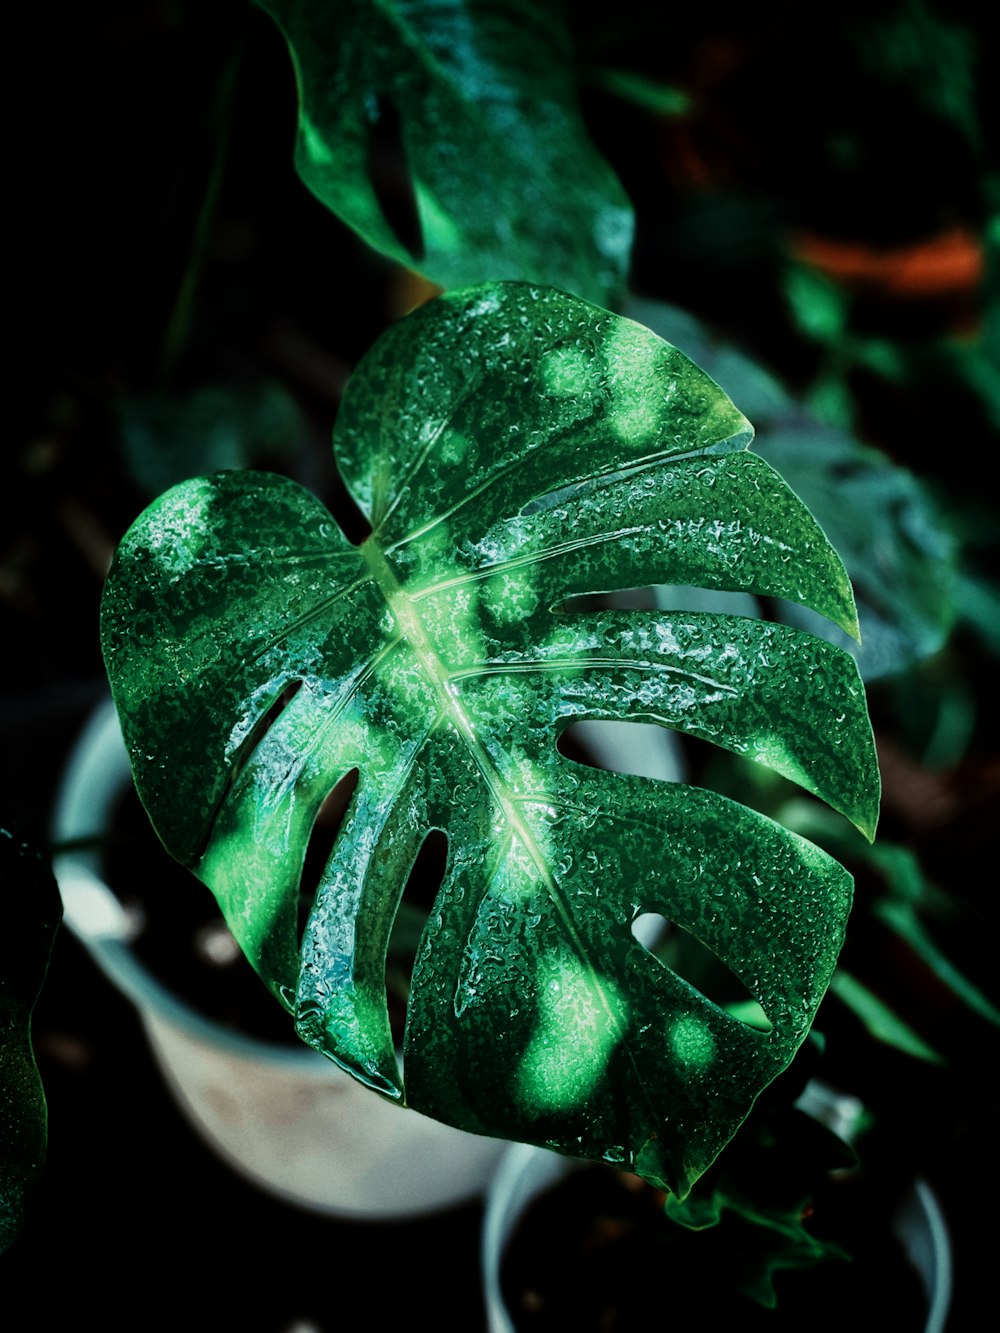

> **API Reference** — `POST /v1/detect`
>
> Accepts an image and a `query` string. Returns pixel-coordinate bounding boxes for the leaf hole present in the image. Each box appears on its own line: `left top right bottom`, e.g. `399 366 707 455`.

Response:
197 680 307 861
400 828 448 914
560 586 664 612
297 767 360 945
235 680 304 779
385 829 447 1035
681 733 799 818
558 720 685 783
366 95 424 260
262 678 303 726
631 912 773 1032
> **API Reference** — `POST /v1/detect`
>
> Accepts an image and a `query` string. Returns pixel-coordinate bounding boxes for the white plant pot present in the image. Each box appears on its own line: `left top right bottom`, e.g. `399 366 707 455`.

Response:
482 1086 953 1333
52 697 507 1218
482 1143 574 1333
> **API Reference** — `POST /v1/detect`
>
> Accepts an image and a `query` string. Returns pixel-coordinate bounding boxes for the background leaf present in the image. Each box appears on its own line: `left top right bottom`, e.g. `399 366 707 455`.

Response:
102 283 878 1197
827 970 944 1065
0 830 61 1254
253 0 633 303
119 379 303 498
625 297 958 679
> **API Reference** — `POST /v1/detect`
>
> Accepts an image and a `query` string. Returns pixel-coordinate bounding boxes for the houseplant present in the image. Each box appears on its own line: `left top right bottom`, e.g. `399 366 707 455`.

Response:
481 1083 955 1332
3 0 997 1317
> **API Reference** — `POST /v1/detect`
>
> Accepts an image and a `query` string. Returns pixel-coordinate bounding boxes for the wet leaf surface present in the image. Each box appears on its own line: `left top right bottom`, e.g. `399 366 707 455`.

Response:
102 283 879 1196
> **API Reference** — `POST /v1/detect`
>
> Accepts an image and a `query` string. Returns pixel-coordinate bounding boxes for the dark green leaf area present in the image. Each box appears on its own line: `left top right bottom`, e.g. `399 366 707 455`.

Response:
460 612 877 839
101 283 878 1196
336 286 858 638
101 471 372 868
255 0 633 303
404 776 852 1197
1 830 61 1254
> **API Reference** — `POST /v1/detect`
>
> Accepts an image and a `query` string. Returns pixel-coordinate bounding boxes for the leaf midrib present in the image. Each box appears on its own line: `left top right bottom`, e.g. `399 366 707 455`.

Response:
361 534 546 858
360 533 645 1099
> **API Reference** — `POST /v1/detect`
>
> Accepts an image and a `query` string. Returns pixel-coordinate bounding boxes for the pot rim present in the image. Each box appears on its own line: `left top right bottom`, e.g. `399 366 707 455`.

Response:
51 694 363 1070
480 1120 953 1333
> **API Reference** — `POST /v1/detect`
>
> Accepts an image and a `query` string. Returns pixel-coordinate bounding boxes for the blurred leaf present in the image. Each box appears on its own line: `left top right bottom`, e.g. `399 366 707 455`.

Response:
853 0 981 151
589 67 691 116
872 901 1000 1027
952 571 1000 653
784 266 848 344
829 969 944 1064
757 425 957 679
667 1186 844 1308
783 800 998 1026
119 380 303 497
664 1103 851 1306
254 0 633 303
949 338 1000 432
624 297 958 679
102 282 878 1198
1 830 61 1254
803 376 855 431
853 337 906 381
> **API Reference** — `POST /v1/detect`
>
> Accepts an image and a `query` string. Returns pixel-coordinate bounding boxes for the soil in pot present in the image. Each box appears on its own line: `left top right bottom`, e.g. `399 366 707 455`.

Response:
500 1160 932 1332
498 1058 941 1333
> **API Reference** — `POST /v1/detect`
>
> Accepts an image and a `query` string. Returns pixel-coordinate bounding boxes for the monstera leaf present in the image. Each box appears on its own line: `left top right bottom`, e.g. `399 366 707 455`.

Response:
101 283 878 1197
253 0 633 304
1 829 61 1252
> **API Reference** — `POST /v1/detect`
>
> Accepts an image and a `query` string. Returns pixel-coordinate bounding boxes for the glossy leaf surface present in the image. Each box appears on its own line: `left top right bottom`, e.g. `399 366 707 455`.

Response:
102 283 878 1196
625 296 957 680
1 830 61 1253
253 0 633 304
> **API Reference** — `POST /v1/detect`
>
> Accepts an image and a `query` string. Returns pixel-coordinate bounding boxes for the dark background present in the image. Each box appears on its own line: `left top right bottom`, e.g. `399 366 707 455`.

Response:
4 2 997 1327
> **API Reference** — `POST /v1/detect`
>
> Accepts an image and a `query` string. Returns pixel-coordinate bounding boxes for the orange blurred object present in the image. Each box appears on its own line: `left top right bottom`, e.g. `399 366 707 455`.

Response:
791 227 983 297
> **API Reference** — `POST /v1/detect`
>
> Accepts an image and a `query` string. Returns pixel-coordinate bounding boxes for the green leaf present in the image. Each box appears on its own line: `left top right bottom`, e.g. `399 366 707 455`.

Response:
783 800 1000 1028
120 380 303 498
763 422 958 676
852 0 981 151
253 0 633 304
829 969 944 1065
588 68 691 118
623 296 794 425
666 1181 845 1308
873 900 1000 1028
101 282 878 1198
1 830 61 1253
783 266 848 346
